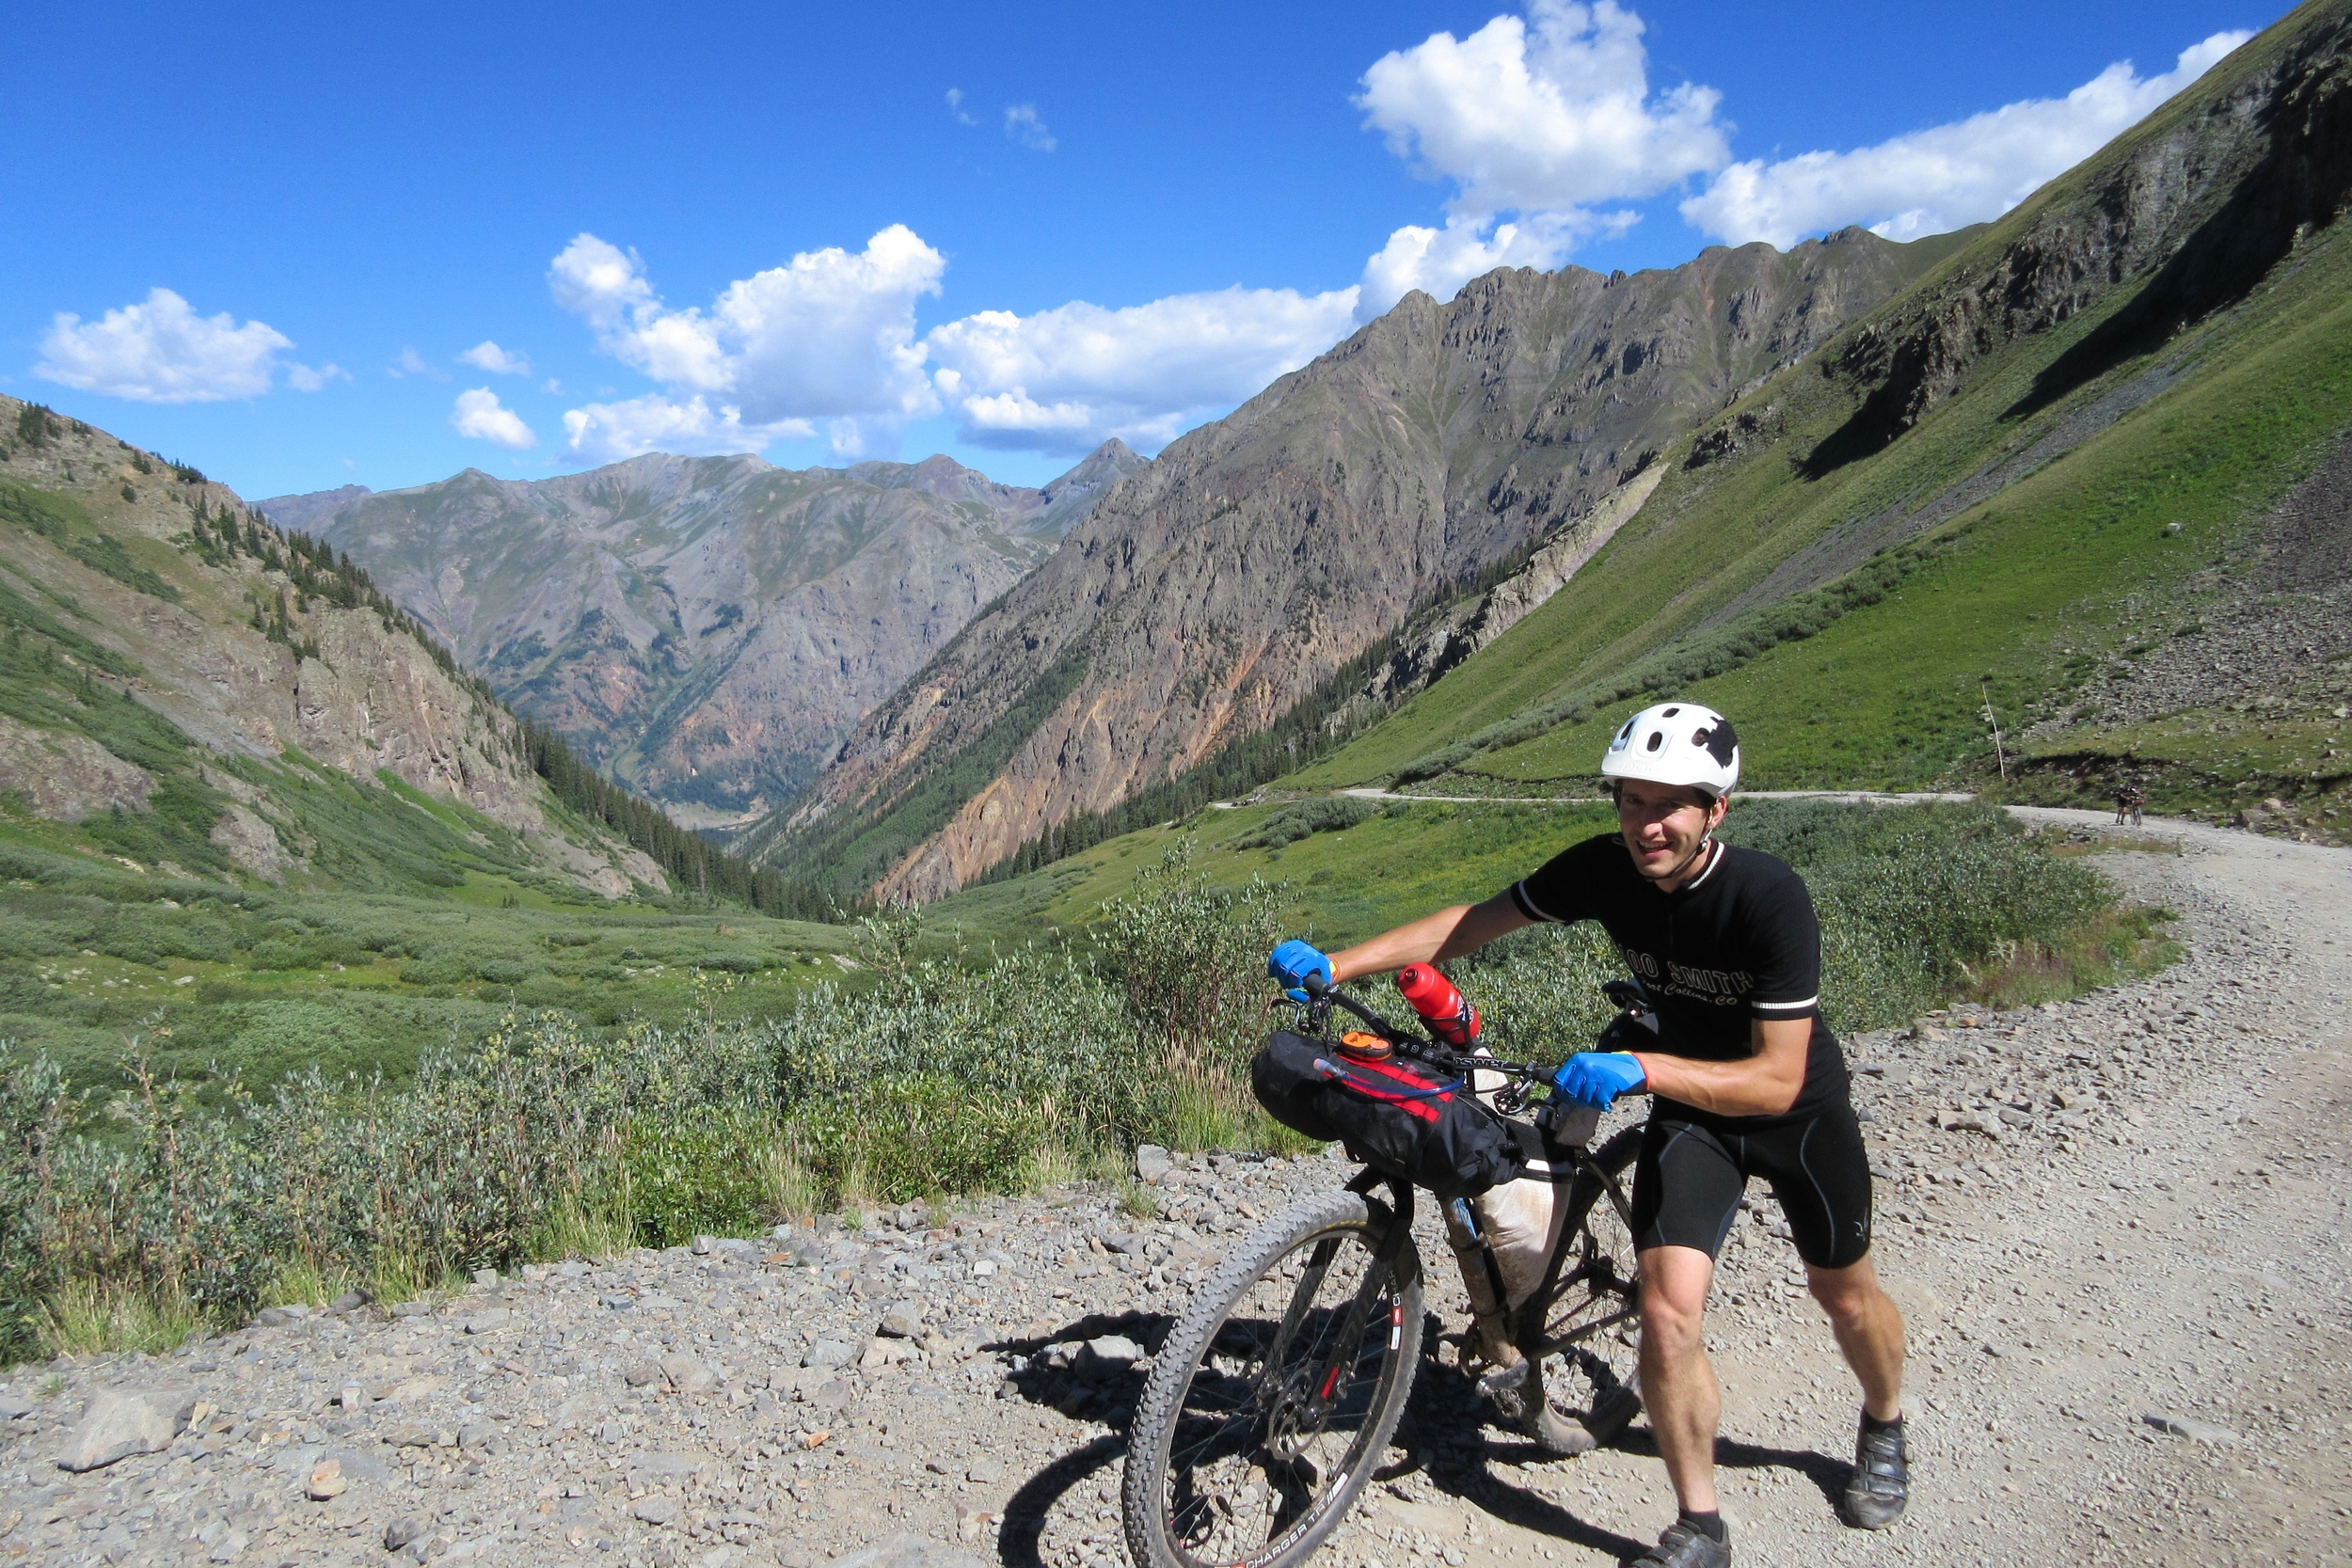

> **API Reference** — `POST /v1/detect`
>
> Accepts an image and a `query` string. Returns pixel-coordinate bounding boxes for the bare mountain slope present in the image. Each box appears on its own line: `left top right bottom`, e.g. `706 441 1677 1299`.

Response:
266 440 1144 829
748 230 1960 898
0 396 664 896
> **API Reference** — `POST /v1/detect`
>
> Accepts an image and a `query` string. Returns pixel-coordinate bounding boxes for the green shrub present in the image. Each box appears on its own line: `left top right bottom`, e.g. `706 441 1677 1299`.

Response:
1231 797 1375 850
0 802 2148 1357
626 1103 784 1245
476 958 533 985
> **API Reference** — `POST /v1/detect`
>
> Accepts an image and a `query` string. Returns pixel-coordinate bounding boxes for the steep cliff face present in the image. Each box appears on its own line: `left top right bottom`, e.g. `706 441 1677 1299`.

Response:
268 441 1143 830
0 396 663 895
750 230 1954 899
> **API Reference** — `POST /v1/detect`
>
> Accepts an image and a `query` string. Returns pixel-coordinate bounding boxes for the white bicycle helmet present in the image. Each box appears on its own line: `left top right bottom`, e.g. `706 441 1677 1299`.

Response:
1599 701 1740 798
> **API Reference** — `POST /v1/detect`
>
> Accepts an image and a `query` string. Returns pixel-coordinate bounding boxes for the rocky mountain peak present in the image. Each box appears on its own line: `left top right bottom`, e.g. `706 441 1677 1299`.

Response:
748 226 1956 900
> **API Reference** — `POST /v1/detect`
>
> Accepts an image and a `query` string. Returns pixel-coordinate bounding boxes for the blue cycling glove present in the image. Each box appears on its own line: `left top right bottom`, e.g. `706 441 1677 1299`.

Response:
1268 939 1333 1003
1552 1051 1647 1110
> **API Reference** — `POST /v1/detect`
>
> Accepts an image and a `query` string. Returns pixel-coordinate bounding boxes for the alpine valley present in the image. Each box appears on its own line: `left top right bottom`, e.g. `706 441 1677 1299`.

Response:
755 0 2352 902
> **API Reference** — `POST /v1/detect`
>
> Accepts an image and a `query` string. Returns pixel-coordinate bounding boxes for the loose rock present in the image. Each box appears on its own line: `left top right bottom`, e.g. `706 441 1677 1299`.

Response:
56 1386 197 1472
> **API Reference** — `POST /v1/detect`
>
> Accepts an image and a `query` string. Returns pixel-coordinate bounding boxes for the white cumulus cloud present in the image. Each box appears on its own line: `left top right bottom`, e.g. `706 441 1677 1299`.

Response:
1352 1 1728 315
451 388 536 450
459 341 532 375
1005 104 1057 152
1681 31 2252 248
549 227 945 457
389 347 449 382
927 285 1362 455
546 225 1372 460
1359 0 1726 217
35 288 312 403
560 395 817 465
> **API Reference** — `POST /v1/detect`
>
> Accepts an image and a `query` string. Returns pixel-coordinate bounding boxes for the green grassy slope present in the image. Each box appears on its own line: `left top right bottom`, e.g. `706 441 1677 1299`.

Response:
930 797 1616 951
1283 7 2352 838
0 803 857 1101
0 404 868 1098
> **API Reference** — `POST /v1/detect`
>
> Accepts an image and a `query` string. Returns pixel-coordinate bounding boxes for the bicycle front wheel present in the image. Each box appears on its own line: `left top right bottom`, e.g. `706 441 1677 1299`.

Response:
1123 1189 1423 1568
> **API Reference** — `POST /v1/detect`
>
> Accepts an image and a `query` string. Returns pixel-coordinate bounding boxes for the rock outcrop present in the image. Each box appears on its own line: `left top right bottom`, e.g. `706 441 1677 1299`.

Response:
1799 8 2352 475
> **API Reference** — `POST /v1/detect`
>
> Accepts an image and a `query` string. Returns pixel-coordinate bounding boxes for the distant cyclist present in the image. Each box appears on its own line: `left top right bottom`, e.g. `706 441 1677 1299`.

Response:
1269 703 1909 1567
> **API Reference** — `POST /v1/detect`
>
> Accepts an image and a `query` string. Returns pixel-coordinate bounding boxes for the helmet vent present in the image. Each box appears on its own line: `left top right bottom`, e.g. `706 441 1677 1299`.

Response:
1645 731 1664 752
1661 706 1680 718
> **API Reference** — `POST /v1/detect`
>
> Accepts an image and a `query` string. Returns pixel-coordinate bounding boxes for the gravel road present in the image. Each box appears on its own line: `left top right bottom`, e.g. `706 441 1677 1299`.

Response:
0 809 2344 1568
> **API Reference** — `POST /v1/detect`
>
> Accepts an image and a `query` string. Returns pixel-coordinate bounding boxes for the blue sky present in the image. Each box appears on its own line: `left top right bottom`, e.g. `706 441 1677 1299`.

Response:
2 1 2272 499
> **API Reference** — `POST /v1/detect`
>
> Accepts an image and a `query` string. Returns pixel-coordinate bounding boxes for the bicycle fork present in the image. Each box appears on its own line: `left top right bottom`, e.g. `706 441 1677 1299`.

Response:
1258 1174 1417 1447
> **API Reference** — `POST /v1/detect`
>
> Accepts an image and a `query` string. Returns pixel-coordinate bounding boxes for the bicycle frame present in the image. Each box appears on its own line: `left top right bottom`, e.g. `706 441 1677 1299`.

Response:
1294 974 1647 1370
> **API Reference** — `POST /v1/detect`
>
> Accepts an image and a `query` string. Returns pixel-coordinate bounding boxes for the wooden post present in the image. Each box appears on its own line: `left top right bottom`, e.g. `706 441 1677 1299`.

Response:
1980 681 2009 783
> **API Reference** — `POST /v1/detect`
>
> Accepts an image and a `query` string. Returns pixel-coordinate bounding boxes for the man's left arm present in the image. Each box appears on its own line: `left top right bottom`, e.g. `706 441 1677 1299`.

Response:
1556 864 1823 1116
1629 1017 1810 1117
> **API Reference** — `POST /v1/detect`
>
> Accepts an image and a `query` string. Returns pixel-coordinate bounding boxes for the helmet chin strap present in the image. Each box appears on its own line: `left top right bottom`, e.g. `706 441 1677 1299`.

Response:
1632 798 1722 885
1652 831 1715 885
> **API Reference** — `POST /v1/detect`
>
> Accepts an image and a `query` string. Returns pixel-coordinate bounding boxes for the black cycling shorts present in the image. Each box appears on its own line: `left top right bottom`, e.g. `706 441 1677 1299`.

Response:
1629 1099 1874 1270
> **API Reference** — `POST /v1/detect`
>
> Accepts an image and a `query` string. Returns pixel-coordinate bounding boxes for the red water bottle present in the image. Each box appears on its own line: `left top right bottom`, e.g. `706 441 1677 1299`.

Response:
1397 963 1480 1048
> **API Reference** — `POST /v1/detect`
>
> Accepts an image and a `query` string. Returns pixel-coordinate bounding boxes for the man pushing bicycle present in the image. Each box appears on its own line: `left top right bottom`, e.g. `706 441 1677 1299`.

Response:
1267 703 1909 1568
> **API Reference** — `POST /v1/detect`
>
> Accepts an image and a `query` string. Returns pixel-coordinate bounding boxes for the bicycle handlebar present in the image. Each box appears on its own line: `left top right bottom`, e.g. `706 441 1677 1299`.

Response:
1301 975 1556 1085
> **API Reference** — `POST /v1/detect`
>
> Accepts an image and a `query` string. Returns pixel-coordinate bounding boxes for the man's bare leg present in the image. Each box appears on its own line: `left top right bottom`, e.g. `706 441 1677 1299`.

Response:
1805 1254 1904 1418
1637 1245 1722 1513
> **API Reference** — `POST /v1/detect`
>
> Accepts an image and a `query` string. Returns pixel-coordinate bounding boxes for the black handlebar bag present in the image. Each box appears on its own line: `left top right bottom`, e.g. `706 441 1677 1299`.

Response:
1251 1030 1524 1197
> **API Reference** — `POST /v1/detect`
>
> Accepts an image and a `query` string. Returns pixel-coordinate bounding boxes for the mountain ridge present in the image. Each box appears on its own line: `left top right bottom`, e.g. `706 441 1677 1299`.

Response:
1277 0 2352 839
747 227 1967 899
262 440 1146 828
0 394 671 898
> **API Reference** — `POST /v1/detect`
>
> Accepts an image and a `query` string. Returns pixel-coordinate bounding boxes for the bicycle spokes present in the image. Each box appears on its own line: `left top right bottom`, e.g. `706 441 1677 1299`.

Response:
1158 1230 1406 1567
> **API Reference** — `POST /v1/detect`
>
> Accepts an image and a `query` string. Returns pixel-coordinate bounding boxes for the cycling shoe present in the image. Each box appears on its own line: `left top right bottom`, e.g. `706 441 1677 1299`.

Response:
1842 1414 1910 1529
1628 1519 1730 1567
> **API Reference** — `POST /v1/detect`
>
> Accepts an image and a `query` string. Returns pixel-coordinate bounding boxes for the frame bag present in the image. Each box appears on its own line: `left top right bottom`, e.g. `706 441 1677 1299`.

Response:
1251 1030 1524 1196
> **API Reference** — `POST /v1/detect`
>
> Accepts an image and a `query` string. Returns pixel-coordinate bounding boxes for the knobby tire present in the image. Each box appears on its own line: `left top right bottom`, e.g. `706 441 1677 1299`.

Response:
1122 1191 1422 1568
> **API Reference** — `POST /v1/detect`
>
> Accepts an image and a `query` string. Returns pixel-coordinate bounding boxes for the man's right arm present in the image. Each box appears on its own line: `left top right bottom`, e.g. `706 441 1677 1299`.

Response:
1326 892 1534 985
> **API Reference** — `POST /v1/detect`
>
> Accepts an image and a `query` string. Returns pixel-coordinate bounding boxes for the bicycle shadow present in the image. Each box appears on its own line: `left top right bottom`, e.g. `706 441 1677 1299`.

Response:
984 1308 1173 1568
985 1307 1171 1427
1382 1356 1650 1560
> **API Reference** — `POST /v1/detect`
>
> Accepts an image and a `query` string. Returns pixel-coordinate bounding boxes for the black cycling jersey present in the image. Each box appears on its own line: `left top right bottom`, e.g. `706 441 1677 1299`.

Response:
1507 832 1851 1131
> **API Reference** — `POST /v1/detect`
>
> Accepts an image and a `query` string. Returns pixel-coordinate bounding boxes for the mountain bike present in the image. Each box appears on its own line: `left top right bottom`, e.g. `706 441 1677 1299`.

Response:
1121 975 1652 1568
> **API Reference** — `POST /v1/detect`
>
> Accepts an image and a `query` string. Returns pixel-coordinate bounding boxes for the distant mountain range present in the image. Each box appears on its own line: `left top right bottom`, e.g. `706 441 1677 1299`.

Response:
262 441 1144 828
754 0 2352 895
